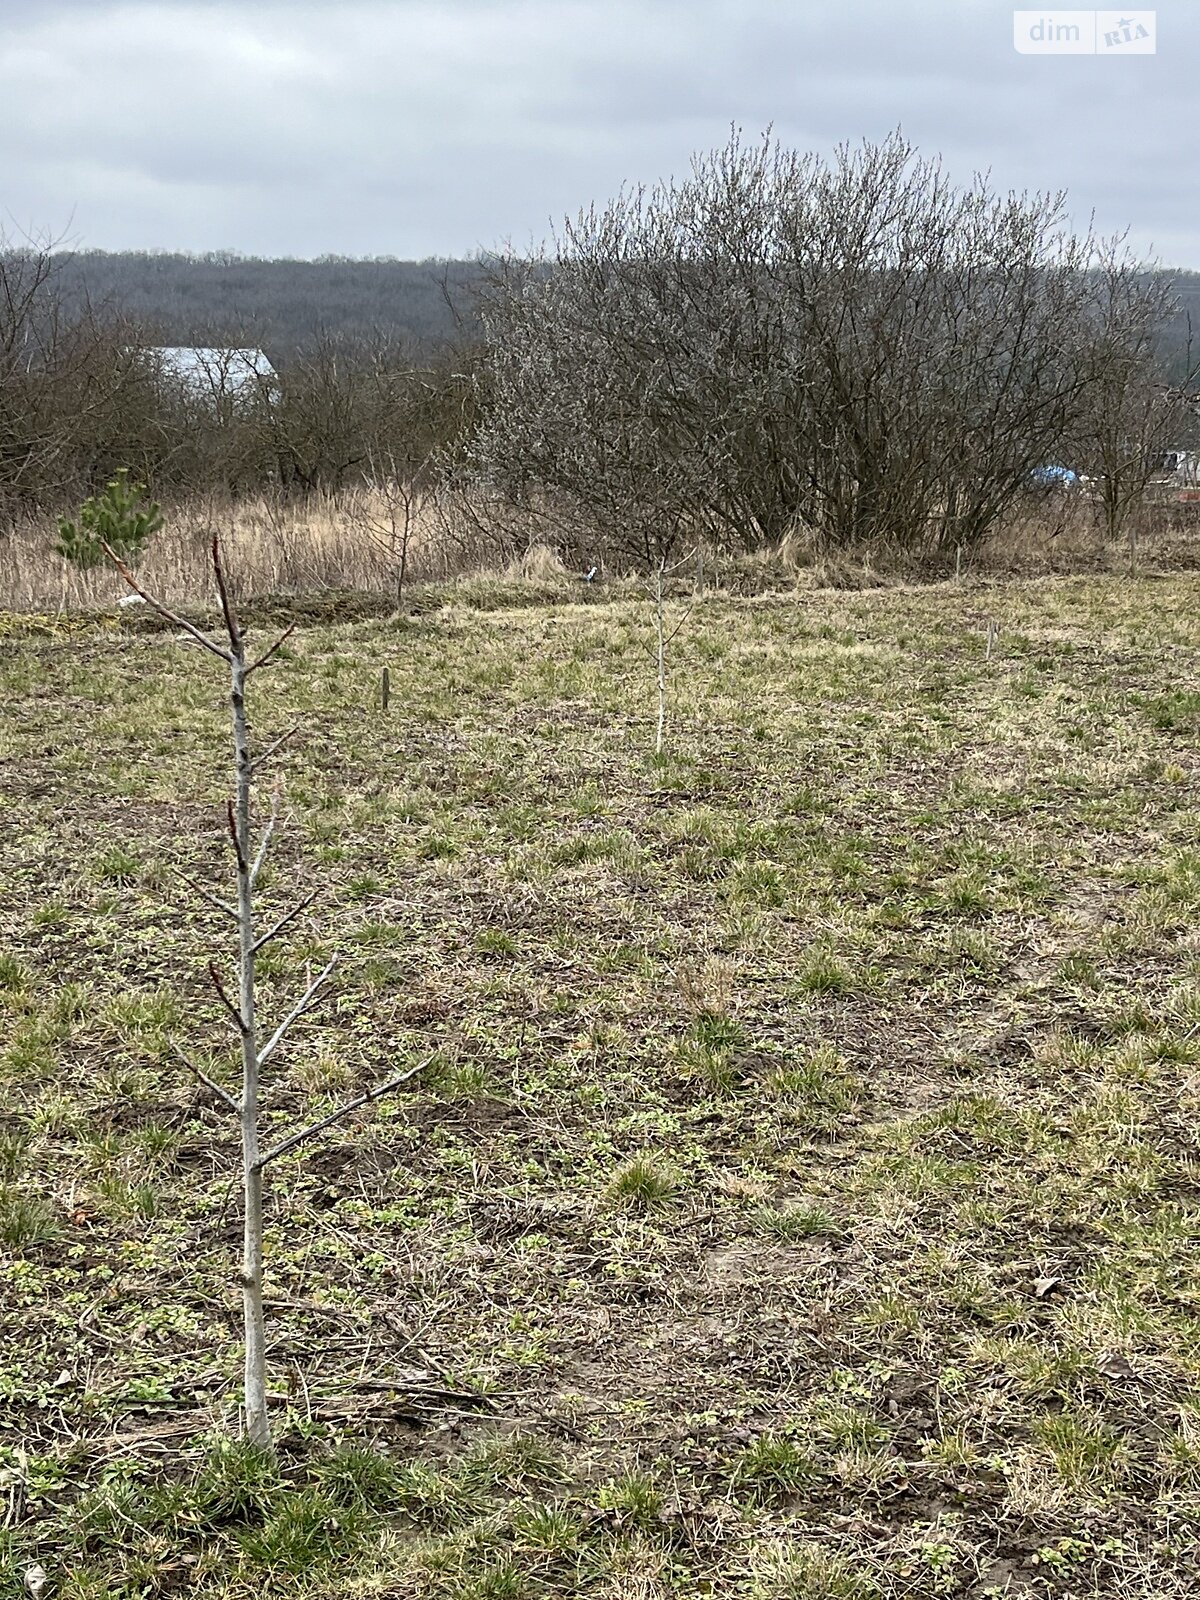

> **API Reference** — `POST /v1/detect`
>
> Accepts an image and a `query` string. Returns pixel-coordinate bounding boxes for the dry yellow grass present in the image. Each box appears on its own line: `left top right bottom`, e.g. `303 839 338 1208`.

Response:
4 486 1199 615
504 541 568 581
0 490 488 610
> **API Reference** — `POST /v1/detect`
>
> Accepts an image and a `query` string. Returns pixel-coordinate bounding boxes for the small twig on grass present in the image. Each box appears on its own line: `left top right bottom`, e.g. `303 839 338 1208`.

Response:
641 546 697 754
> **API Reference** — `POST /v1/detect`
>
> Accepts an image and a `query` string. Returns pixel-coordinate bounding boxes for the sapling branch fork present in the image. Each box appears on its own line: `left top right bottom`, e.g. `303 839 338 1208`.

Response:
209 962 250 1035
170 1044 239 1114
250 725 300 775
173 868 239 923
251 891 319 953
100 542 230 661
250 788 281 885
254 1057 429 1171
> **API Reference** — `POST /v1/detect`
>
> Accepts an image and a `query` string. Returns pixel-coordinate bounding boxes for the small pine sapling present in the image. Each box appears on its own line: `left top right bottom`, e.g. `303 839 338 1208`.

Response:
55 468 163 571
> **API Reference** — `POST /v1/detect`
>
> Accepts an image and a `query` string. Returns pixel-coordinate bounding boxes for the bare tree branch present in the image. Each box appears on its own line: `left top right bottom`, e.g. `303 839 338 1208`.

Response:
251 891 319 953
226 798 248 875
250 788 280 885
210 534 241 646
257 956 339 1067
254 1058 429 1171
249 724 300 776
101 543 231 660
247 623 296 675
174 868 239 923
209 961 250 1035
171 1043 239 1113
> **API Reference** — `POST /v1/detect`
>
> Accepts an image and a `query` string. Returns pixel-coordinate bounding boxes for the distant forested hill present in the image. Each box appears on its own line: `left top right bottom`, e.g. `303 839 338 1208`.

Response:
50 250 483 364
1160 272 1200 380
45 250 1200 381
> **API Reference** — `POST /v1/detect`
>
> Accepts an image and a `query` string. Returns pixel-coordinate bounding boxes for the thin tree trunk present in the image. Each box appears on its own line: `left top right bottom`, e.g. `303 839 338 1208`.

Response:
654 562 666 756
230 639 270 1450
397 495 413 601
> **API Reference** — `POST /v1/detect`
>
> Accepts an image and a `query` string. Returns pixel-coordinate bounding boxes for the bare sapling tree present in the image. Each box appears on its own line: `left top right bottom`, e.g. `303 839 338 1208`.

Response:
644 544 697 755
985 616 999 664
350 448 421 599
1076 267 1199 562
96 514 425 1450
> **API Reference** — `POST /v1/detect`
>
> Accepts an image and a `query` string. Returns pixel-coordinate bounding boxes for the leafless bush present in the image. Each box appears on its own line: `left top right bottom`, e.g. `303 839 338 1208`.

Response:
1072 258 1200 556
346 457 420 597
0 228 159 509
467 130 1181 562
980 486 1200 573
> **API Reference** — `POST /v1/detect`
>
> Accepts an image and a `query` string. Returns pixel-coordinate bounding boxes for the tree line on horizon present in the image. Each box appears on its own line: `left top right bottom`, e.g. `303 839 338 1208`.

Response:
3 131 1200 560
48 250 479 364
45 244 1200 383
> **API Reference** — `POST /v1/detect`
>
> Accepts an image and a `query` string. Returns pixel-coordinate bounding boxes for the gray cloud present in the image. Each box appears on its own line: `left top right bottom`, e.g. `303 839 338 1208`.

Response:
0 0 1195 263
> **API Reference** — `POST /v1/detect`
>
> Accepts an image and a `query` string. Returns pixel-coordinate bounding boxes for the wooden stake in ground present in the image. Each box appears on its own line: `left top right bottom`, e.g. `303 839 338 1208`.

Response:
104 535 424 1450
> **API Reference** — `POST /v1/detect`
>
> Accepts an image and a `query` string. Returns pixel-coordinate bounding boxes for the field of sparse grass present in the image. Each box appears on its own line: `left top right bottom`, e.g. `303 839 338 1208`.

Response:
2 573 1200 1597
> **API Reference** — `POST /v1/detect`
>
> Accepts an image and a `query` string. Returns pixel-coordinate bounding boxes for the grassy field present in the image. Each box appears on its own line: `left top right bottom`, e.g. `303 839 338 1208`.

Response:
2 573 1200 1598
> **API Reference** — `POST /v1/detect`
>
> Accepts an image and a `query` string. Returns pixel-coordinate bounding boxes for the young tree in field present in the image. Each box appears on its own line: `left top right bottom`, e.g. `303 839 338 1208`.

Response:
55 468 162 571
644 544 698 755
97 520 424 1450
349 450 421 598
341 350 479 596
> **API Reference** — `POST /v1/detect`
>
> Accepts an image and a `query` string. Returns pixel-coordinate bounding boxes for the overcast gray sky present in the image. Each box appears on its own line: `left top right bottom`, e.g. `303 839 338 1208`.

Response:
0 0 1195 264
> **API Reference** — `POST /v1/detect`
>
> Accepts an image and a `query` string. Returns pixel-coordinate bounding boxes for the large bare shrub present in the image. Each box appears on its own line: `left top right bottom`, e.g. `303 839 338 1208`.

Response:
468 131 1180 562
